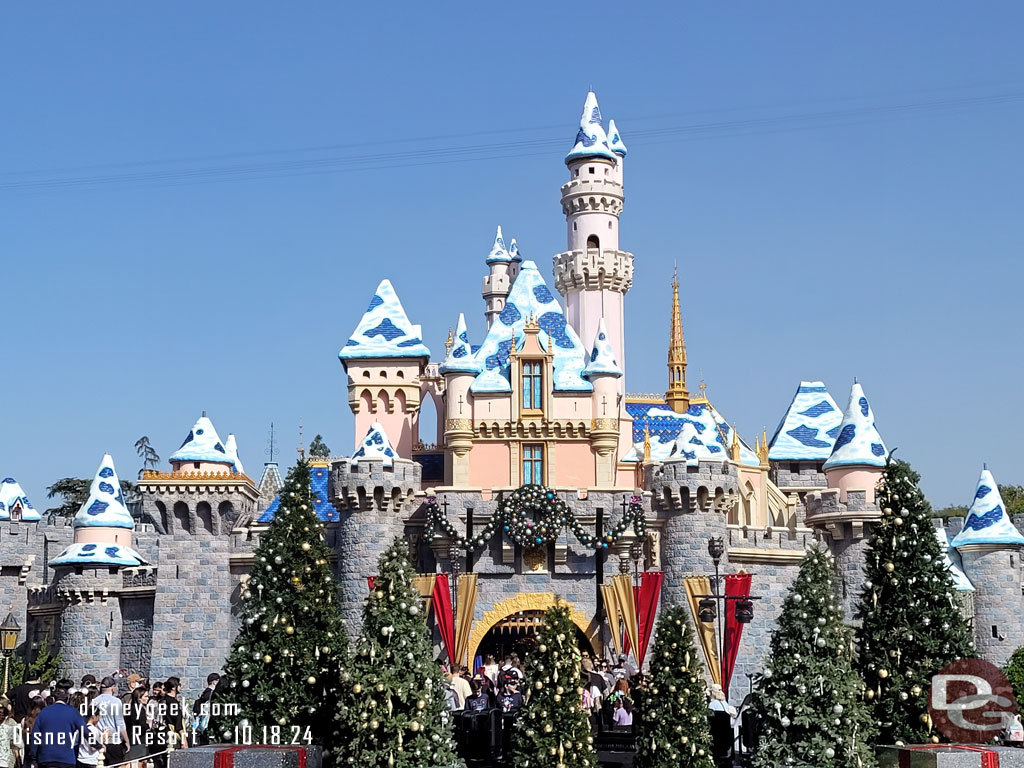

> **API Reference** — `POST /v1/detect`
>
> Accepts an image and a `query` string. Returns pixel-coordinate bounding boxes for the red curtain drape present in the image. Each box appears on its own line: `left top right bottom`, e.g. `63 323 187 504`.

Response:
367 576 376 591
433 573 456 667
635 571 663 665
723 573 752 693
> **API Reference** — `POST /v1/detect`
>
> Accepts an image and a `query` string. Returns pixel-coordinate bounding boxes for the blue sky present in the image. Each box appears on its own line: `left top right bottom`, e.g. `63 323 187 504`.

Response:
2 2 1022 509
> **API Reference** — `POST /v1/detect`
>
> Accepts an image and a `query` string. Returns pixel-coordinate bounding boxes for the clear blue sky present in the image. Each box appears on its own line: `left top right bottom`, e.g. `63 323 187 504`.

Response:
2 1 1022 510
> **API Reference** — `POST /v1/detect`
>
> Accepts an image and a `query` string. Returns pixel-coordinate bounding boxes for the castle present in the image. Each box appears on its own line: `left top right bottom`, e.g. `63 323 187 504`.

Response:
2 91 1021 693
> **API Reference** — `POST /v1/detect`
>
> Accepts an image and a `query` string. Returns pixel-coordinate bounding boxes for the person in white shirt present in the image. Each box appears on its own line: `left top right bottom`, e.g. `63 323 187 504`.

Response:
482 655 499 686
0 704 22 768
94 676 130 765
78 705 105 768
448 667 473 711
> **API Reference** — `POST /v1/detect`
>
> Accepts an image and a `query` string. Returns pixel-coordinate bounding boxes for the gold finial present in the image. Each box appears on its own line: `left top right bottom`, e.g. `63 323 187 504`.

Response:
445 327 454 356
665 269 690 413
757 426 770 468
730 426 741 462
643 425 652 463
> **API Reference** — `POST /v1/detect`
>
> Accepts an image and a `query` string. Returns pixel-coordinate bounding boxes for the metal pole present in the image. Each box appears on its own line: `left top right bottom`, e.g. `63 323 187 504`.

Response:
714 558 728 701
2 651 9 695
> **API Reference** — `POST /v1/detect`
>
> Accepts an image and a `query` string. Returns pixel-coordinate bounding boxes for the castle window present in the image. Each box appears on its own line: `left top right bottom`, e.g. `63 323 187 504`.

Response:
10 505 20 523
790 462 801 475
993 624 1000 639
589 167 595 175
587 235 599 251
522 444 544 485
521 361 543 412
193 462 201 470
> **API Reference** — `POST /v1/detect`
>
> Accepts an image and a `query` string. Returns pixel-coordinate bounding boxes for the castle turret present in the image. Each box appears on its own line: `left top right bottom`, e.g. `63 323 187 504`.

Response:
508 238 522 283
168 415 238 475
553 91 633 391
583 317 623 486
665 269 690 413
0 477 41 522
482 227 512 329
439 313 480 486
339 279 430 458
952 467 1024 664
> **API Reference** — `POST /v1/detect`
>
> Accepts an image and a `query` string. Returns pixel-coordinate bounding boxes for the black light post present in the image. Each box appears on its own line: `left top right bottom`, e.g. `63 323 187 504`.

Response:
0 613 21 694
696 537 760 701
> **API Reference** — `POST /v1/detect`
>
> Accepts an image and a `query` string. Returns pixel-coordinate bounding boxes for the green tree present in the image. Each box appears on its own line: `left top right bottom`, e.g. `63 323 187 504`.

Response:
935 483 1023 519
219 461 347 753
8 635 62 690
308 435 330 459
511 602 597 768
854 458 973 745
336 539 460 768
633 605 713 768
135 436 161 471
45 477 136 522
752 547 876 768
1004 646 1024 707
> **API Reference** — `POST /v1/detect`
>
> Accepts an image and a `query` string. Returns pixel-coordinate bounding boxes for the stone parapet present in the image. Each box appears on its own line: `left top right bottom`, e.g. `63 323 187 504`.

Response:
330 458 421 512
552 249 634 294
645 459 740 514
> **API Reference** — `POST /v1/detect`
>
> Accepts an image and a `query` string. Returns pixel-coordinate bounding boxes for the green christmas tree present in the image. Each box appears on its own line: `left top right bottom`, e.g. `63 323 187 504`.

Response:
854 458 973 745
1004 646 1024 706
511 602 597 768
219 461 347 750
336 538 461 768
752 546 876 768
633 605 713 768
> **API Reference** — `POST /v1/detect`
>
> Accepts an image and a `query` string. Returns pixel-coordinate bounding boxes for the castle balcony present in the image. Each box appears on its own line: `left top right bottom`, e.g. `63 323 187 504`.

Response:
645 458 739 513
331 457 421 512
553 249 634 294
804 487 880 540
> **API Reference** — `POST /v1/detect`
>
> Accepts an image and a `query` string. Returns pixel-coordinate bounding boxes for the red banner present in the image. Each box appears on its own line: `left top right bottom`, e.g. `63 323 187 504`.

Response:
722 573 752 694
635 571 663 666
367 576 375 591
433 573 456 667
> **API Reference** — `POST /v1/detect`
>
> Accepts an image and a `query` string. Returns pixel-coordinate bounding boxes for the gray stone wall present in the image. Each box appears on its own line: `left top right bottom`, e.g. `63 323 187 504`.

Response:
961 547 1024 666
53 568 123 678
119 596 155 678
771 461 827 491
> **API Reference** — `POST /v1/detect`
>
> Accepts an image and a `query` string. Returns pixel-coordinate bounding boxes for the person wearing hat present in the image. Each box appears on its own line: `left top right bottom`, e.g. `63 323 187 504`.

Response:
120 674 144 707
95 676 129 765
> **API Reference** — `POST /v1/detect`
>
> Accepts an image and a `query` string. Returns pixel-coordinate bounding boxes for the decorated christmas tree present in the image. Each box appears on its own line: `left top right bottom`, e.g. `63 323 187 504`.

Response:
336 538 461 768
854 458 973 745
511 601 597 768
752 546 876 768
633 605 713 768
219 461 347 749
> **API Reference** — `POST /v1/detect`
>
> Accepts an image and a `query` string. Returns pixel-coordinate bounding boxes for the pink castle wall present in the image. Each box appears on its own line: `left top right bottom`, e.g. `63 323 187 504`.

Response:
75 527 132 547
469 443 511 488
826 466 880 504
554 442 596 488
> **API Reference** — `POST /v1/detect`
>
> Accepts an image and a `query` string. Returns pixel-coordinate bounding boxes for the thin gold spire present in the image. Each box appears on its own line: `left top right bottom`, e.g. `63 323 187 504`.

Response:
445 327 454 357
643 425 652 463
665 268 690 413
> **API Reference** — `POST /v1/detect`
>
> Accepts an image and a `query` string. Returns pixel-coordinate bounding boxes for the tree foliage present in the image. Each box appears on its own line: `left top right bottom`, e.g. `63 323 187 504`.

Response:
854 458 973 745
336 538 460 768
511 602 597 768
308 435 330 459
934 484 1023 519
752 547 876 768
633 605 714 768
135 435 161 470
219 461 347 755
1004 646 1024 708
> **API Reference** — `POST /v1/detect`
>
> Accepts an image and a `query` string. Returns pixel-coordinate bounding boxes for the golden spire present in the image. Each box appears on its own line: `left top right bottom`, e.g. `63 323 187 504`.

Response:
757 426 770 468
444 327 454 357
665 265 690 413
643 425 652 463
730 427 741 462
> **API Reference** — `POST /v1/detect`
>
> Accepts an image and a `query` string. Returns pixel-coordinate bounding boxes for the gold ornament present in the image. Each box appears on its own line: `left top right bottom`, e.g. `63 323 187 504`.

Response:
263 655 272 663
302 542 311 551
353 683 362 694
878 669 889 678
884 563 895 572
286 626 295 635
307 676 316 685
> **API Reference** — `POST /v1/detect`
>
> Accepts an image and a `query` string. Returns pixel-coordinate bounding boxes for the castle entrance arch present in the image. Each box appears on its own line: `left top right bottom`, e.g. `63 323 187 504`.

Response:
467 593 601 666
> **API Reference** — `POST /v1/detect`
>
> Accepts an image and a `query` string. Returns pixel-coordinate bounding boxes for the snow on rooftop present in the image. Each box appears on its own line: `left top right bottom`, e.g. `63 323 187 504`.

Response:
607 119 627 157
339 279 431 361
351 422 397 467
72 454 135 530
935 525 974 591
439 313 482 376
169 416 235 468
486 226 511 264
768 381 844 461
951 467 1024 549
50 542 146 568
0 477 41 521
622 399 759 466
823 382 887 470
582 318 622 379
565 91 617 164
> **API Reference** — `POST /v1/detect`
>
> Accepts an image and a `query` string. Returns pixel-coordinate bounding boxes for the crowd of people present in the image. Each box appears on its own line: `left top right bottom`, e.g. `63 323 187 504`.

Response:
0 670 226 768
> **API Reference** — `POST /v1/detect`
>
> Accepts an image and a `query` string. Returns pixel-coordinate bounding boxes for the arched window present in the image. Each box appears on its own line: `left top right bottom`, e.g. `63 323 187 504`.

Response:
155 501 168 532
587 235 600 252
197 501 214 534
173 501 191 534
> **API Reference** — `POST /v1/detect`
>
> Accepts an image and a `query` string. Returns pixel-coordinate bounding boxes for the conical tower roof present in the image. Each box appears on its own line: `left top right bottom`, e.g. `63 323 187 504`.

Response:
169 415 235 468
224 433 245 475
583 317 622 378
351 422 397 467
951 467 1024 548
935 525 974 590
768 381 844 461
607 119 627 157
439 313 481 375
823 382 887 470
0 477 41 521
509 238 522 263
72 454 135 529
565 91 617 164
339 279 430 360
486 226 511 265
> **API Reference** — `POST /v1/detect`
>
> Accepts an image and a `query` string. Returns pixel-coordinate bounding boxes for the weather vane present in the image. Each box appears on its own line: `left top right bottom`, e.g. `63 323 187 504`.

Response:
266 422 276 463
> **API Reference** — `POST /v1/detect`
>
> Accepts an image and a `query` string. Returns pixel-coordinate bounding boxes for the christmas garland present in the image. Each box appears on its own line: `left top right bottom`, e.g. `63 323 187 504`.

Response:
424 484 646 551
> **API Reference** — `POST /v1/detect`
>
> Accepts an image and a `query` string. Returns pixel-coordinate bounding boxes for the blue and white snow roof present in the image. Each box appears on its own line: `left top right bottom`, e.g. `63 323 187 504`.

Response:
439 313 482 376
0 477 41 521
72 454 135 530
935 525 974 591
583 318 622 379
224 434 245 475
607 119 627 157
951 468 1024 549
486 226 511 265
666 421 725 465
351 422 396 467
565 91 617 164
169 416 236 469
50 542 146 568
768 381 844 462
822 382 887 470
623 399 760 467
509 238 522 263
258 463 339 524
339 279 431 361
470 260 592 394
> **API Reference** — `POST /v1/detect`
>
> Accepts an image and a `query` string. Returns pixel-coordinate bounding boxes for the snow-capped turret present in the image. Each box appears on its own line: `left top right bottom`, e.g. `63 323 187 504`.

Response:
823 382 887 470
169 415 237 474
339 279 430 361
439 314 481 376
0 477 41 521
486 226 511 264
224 433 245 475
667 421 726 465
509 238 522 262
351 422 397 468
583 318 623 379
607 119 627 157
50 454 145 568
483 227 513 328
952 468 1024 549
935 525 974 591
565 91 617 164
769 381 844 462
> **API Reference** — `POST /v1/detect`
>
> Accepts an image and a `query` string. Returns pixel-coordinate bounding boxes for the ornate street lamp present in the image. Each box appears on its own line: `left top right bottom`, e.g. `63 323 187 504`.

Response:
0 613 21 693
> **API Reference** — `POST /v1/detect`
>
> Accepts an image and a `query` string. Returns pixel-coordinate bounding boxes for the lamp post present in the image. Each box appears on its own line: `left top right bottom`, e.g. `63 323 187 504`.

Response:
449 542 462 665
0 613 21 694
696 537 759 701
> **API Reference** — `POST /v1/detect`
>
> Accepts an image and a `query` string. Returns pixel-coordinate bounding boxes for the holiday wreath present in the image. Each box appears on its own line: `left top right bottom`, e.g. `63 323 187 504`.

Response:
424 484 645 551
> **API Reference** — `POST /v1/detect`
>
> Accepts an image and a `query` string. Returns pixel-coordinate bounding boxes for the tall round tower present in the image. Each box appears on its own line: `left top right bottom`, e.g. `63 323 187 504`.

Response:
481 227 512 329
952 467 1024 665
583 317 623 486
553 91 633 391
439 312 481 486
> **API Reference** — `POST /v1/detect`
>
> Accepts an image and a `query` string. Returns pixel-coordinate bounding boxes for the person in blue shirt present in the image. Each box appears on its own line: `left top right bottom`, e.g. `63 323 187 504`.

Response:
26 688 86 768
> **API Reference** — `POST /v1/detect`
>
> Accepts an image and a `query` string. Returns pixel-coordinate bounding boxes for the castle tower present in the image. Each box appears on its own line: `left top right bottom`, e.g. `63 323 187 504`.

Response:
584 317 623 486
806 381 887 616
952 467 1024 665
0 477 41 522
438 313 481 486
553 91 633 391
508 238 522 283
50 455 146 676
339 279 430 458
665 269 690 413
168 414 241 475
481 227 512 329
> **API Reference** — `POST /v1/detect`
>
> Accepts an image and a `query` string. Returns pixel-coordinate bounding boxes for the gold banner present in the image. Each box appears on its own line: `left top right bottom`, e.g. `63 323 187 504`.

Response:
612 574 639 663
601 583 622 657
684 576 721 686
454 574 478 667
